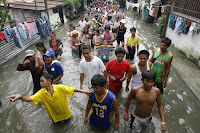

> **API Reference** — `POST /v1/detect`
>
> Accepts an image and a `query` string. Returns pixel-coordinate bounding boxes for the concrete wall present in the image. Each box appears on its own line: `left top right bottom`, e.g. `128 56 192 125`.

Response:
166 28 200 68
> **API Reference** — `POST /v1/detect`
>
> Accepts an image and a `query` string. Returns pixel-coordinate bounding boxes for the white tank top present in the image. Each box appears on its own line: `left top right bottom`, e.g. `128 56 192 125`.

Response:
131 63 150 88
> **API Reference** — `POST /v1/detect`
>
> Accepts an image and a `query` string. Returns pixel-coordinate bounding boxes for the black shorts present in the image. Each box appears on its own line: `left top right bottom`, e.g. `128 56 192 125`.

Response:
117 36 124 44
154 82 164 94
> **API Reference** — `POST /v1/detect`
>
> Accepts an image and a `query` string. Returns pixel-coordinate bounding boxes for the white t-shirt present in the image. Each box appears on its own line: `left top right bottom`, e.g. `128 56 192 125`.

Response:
78 20 86 32
79 56 106 88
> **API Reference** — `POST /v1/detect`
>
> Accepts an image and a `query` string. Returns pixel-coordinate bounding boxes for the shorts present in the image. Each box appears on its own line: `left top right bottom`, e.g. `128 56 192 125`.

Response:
130 113 152 133
154 82 164 94
117 36 125 44
108 85 122 95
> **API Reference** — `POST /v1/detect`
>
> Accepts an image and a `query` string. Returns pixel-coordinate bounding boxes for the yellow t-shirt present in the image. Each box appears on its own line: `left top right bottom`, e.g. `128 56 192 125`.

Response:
126 35 140 47
30 84 75 123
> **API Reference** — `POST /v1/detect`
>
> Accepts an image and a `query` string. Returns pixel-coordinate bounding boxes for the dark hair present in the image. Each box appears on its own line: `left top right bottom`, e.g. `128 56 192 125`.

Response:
112 28 117 33
83 27 89 34
36 42 47 54
115 47 126 56
130 27 136 32
41 74 54 84
104 26 110 31
142 70 156 81
139 50 149 57
91 74 107 87
95 29 99 34
91 28 95 31
161 37 171 47
82 45 91 51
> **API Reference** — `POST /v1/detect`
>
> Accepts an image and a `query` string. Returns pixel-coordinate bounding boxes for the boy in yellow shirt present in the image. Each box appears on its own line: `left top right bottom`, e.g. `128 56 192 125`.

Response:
7 74 92 125
126 27 140 60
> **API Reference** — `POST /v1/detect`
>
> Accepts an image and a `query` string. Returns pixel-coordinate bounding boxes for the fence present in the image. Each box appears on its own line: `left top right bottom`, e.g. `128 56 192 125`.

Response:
170 0 200 23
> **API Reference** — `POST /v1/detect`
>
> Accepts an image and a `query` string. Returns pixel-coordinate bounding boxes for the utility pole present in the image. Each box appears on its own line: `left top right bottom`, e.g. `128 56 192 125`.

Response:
161 3 172 37
44 0 49 18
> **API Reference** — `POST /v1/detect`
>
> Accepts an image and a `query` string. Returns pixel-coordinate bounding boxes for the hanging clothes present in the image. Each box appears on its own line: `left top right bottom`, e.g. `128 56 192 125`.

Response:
17 23 28 40
168 14 175 28
2 31 9 42
10 27 23 48
193 24 200 35
188 22 197 36
183 20 190 34
171 16 177 30
0 32 5 41
174 17 183 34
36 17 52 39
24 21 38 37
180 19 188 33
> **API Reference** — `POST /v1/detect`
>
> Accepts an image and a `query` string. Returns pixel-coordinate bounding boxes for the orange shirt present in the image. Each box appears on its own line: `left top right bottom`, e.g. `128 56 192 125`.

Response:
52 40 58 50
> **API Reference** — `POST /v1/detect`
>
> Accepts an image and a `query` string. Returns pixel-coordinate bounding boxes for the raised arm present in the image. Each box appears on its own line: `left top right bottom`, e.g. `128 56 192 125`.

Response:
112 98 119 131
6 94 32 102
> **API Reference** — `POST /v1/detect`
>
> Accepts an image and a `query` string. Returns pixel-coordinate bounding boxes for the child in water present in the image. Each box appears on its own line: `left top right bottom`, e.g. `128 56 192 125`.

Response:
84 74 119 131
96 39 115 61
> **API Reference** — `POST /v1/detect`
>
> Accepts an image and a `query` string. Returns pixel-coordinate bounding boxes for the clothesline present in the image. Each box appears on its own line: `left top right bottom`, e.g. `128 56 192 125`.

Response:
172 12 200 24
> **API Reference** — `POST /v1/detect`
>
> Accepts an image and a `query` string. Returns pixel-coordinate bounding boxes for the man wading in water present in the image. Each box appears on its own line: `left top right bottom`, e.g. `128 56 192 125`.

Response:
124 70 167 133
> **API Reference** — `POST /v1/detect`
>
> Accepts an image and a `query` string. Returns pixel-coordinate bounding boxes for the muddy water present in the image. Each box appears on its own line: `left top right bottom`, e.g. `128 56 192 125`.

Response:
0 10 200 133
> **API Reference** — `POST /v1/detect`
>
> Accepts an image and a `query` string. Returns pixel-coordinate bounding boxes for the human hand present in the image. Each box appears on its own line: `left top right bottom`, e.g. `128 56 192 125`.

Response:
110 75 116 81
120 76 126 82
163 80 167 88
86 89 94 95
6 95 20 102
126 50 129 54
80 86 83 90
126 87 129 91
161 123 167 133
113 122 119 131
43 70 48 74
124 113 129 121
58 45 62 50
84 116 88 125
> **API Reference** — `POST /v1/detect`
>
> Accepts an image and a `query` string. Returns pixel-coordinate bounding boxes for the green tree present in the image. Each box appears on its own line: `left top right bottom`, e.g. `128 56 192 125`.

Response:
0 0 12 28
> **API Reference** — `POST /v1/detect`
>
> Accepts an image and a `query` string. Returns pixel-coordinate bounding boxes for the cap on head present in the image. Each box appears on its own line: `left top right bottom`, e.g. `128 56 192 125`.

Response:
120 19 126 24
51 32 56 37
44 49 55 57
25 50 34 57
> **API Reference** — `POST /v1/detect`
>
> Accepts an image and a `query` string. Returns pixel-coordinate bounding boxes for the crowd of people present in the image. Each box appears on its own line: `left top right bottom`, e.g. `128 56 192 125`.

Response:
6 0 174 133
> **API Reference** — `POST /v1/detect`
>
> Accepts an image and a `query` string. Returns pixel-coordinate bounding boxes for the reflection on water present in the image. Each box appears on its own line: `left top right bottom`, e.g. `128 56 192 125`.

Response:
0 10 200 133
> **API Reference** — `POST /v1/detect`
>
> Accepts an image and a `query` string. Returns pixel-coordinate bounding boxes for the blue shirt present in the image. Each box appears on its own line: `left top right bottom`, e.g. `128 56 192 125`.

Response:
45 60 63 80
89 89 115 129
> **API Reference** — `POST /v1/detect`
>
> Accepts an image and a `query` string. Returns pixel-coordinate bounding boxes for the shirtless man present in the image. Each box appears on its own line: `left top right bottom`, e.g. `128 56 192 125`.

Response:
124 70 167 133
126 50 151 91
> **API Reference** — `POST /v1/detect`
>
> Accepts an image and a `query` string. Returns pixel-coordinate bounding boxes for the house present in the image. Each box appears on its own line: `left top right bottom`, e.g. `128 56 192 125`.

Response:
1 0 66 26
165 0 200 68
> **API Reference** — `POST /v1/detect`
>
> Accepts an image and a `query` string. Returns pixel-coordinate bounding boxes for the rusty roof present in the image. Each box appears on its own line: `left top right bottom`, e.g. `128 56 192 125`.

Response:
0 0 65 11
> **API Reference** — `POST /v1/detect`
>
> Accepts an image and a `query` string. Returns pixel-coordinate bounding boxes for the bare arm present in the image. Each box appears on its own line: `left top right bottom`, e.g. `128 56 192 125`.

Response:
156 90 167 133
84 97 93 125
124 88 135 121
74 88 93 94
80 73 84 89
6 95 32 102
163 56 173 88
136 44 139 56
112 98 119 131
126 65 136 91
53 74 63 84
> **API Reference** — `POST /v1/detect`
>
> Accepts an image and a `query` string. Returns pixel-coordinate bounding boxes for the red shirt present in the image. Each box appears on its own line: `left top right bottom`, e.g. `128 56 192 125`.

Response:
106 59 130 94
52 40 58 50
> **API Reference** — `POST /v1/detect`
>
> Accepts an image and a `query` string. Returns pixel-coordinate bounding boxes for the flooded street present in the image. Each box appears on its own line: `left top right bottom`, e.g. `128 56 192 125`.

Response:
0 10 200 133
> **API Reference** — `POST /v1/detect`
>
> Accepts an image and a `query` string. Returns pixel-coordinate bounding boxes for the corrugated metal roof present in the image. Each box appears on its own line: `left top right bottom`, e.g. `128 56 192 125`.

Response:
0 0 65 11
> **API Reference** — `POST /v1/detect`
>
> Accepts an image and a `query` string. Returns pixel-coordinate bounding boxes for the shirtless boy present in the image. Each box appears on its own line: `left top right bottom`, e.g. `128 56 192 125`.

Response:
124 70 167 133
